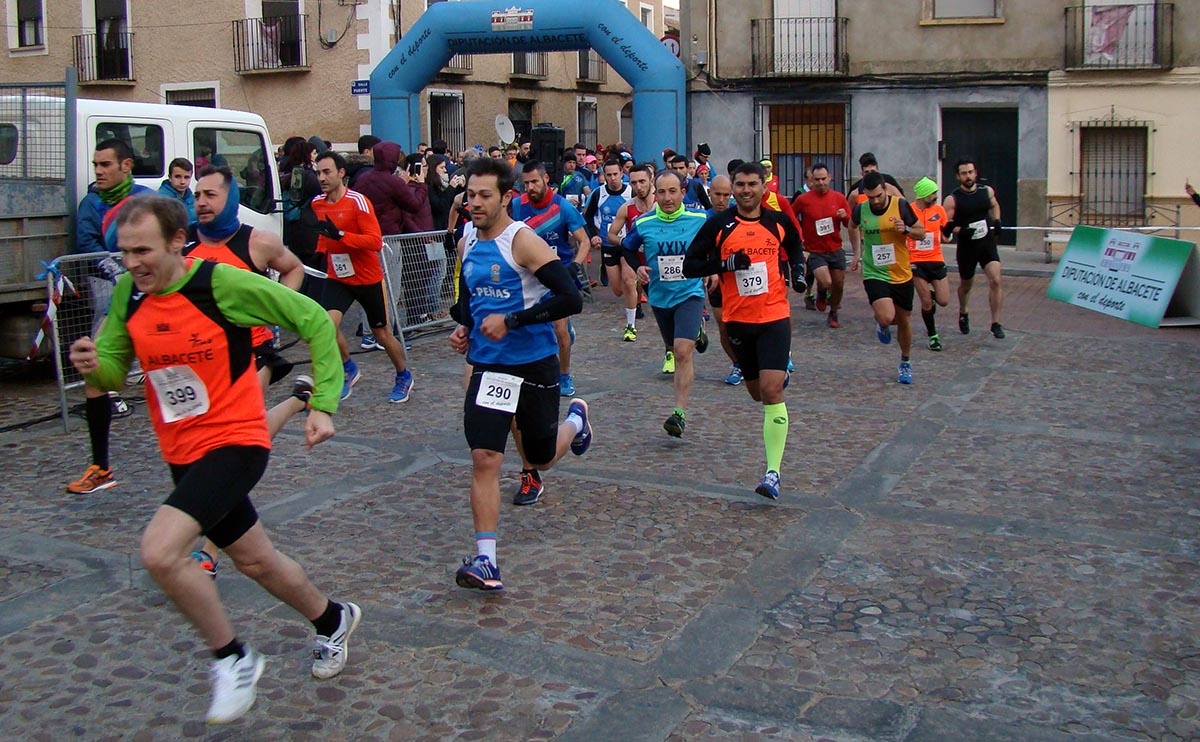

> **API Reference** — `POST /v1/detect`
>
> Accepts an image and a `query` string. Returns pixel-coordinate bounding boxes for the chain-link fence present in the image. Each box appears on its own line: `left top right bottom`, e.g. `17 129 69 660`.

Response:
381 230 457 333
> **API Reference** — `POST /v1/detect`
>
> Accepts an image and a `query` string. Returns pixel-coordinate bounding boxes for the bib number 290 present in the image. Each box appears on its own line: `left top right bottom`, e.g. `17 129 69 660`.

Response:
475 371 522 413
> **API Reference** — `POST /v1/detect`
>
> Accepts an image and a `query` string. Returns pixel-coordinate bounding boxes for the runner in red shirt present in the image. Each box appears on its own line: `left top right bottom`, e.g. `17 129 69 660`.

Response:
792 163 856 328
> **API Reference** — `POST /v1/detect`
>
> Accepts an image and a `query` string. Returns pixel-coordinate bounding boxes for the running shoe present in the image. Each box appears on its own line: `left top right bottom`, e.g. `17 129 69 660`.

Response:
876 324 892 345
568 399 592 455
67 464 116 494
513 470 544 506
360 335 380 351
663 408 686 438
784 370 791 389
928 334 942 352
662 350 676 375
312 602 362 679
787 355 795 373
991 322 1006 339
341 361 361 401
622 324 637 342
455 555 503 591
191 549 219 579
755 470 781 500
291 374 314 406
206 646 265 725
804 294 816 311
568 319 576 346
898 362 913 385
109 393 129 416
696 326 709 354
559 373 575 397
827 310 840 329
959 313 970 335
725 364 743 386
816 292 827 312
702 306 710 322
388 369 414 403
635 304 645 320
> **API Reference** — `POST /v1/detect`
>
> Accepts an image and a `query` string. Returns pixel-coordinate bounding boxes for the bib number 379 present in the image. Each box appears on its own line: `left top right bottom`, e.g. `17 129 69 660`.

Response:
475 371 522 413
735 261 768 296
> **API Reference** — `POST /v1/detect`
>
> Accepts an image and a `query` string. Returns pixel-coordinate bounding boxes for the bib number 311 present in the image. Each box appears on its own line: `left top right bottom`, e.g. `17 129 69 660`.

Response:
475 371 522 413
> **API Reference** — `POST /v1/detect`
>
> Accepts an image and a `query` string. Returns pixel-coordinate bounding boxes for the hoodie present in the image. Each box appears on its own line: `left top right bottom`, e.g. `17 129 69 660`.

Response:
354 141 430 235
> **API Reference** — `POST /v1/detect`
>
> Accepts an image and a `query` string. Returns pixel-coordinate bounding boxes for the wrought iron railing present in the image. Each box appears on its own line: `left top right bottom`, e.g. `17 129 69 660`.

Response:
233 15 308 73
751 17 847 77
577 50 607 83
72 31 133 82
1064 3 1172 69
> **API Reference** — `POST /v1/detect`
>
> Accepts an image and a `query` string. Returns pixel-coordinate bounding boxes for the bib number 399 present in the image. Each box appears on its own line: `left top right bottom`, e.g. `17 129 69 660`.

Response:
147 366 210 423
735 261 768 296
475 371 522 413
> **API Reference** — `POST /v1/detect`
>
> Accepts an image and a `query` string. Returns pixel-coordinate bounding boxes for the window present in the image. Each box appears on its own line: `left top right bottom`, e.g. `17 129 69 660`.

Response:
756 102 848 195
577 98 598 150
1080 125 1147 225
94 122 163 178
932 0 999 19
640 4 654 32
17 0 43 47
508 100 534 144
165 87 217 108
429 91 465 155
0 124 17 164
194 127 276 214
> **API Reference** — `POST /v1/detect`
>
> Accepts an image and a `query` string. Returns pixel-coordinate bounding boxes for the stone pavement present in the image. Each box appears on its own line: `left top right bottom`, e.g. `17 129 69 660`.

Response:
0 268 1198 741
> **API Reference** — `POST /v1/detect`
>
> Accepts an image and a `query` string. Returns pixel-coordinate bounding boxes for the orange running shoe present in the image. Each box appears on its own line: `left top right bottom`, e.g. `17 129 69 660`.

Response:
67 464 116 494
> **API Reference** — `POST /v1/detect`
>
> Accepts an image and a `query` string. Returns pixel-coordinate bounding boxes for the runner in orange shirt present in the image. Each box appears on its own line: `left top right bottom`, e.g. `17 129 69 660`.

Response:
907 177 952 351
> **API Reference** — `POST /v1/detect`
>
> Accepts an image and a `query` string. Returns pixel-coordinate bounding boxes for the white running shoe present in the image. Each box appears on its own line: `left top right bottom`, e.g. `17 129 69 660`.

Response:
206 646 265 725
312 602 362 679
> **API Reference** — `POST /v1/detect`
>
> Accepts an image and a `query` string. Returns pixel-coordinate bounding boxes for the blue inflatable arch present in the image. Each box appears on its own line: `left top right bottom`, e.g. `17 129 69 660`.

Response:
370 0 686 164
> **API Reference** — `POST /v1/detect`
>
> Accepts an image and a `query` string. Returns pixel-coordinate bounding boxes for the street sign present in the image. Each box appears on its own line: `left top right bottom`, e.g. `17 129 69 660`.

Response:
661 33 680 58
351 79 370 96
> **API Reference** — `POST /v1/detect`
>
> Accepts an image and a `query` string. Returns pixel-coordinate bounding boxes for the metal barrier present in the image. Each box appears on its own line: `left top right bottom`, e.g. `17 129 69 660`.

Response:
381 230 457 334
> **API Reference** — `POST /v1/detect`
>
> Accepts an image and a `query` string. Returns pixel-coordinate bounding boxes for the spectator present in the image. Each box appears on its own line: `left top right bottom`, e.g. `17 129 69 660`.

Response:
355 141 427 236
157 156 196 226
345 135 381 188
280 139 322 298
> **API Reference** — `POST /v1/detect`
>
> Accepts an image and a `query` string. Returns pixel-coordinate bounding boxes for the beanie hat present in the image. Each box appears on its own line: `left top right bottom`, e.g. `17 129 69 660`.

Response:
913 177 938 199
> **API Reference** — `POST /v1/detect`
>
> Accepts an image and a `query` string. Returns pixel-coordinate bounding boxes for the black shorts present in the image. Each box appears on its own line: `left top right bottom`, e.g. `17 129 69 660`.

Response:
601 244 623 268
864 279 914 313
957 240 1000 279
807 250 847 273
321 279 390 328
912 261 948 282
253 340 294 385
166 446 268 549
725 318 791 383
464 355 561 465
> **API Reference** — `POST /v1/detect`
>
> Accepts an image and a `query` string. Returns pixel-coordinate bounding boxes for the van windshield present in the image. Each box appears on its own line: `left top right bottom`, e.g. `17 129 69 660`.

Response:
194 127 275 214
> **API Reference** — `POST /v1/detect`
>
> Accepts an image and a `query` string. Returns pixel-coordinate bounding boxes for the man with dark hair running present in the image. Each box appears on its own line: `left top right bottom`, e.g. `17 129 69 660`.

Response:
944 157 1005 338
684 162 805 500
583 158 636 339
792 162 855 328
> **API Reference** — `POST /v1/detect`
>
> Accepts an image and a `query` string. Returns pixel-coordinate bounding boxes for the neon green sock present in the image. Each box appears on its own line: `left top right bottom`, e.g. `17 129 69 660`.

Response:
763 402 788 473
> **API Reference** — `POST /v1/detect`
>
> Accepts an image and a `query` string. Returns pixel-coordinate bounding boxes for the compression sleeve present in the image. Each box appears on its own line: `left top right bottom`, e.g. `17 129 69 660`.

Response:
682 215 724 278
506 261 583 328
582 191 600 238
450 266 473 328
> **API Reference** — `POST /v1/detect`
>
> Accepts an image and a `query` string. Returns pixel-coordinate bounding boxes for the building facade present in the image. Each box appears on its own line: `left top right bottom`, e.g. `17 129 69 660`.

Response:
1 0 672 153
680 0 1199 249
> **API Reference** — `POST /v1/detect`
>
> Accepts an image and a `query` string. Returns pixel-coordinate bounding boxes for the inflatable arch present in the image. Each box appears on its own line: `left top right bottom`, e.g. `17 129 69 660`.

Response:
369 0 686 164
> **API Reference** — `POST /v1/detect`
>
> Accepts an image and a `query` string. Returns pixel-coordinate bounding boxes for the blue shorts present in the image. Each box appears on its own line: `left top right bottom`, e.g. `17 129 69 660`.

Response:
651 295 704 348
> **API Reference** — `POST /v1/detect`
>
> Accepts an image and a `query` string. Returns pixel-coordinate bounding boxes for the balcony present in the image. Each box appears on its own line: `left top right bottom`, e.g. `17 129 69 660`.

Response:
73 31 133 83
233 15 308 74
1064 3 1173 70
511 52 548 79
751 17 847 78
577 49 607 84
440 53 473 75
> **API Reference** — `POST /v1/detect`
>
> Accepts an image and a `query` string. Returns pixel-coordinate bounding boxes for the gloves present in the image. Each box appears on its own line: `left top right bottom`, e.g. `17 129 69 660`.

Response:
721 251 751 272
789 263 807 293
315 217 343 240
988 218 1003 235
96 256 124 282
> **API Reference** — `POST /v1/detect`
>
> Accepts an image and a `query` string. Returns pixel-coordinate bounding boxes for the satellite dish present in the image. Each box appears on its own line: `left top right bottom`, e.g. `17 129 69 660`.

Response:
495 114 516 145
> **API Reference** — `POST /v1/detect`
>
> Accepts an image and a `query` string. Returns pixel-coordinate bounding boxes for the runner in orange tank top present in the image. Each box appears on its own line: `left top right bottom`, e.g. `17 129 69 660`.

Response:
907 177 952 351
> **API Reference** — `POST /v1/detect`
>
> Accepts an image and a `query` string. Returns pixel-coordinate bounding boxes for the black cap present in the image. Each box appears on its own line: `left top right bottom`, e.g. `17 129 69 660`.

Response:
697 142 711 157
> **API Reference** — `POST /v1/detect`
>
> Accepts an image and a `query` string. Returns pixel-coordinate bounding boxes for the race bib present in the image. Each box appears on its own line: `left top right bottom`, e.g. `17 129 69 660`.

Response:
735 261 768 297
873 243 896 266
475 371 522 413
914 233 934 251
815 217 834 236
658 254 685 282
147 366 210 423
969 219 989 240
330 252 355 279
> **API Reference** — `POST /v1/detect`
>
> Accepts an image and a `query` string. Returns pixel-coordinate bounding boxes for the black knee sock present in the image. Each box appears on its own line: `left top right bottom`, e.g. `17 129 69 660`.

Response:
922 309 937 337
213 638 246 661
312 600 342 637
85 395 112 469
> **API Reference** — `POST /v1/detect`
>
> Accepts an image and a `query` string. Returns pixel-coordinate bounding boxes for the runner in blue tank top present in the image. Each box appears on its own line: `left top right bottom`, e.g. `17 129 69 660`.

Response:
448 157 593 592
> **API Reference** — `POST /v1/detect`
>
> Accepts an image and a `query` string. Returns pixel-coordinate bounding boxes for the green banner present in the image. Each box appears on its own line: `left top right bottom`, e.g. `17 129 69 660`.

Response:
1046 226 1197 328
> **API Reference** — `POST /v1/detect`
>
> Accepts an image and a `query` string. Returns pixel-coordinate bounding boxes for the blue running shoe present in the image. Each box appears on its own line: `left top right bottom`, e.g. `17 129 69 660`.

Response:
568 399 592 455
897 362 913 385
455 555 503 591
388 369 413 403
568 319 576 346
341 361 361 401
724 364 743 386
755 470 781 500
191 549 218 579
877 324 892 345
360 335 380 351
559 373 575 397
787 355 794 373
783 370 791 389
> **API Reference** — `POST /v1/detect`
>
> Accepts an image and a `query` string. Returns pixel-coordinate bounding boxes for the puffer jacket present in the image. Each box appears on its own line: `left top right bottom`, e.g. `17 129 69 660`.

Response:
353 141 428 236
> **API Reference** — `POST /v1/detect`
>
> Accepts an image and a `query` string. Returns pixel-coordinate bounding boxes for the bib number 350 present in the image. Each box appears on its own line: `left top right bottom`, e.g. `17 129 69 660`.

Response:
475 371 523 413
147 365 211 423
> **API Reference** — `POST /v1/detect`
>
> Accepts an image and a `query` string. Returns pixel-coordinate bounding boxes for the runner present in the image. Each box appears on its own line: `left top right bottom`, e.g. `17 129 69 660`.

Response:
608 165 668 366
792 162 855 328
849 171 926 384
68 194 359 725
309 151 415 402
684 162 806 499
944 156 1005 338
907 177 951 350
623 170 711 436
448 157 591 590
705 175 743 385
846 152 904 206
582 159 636 340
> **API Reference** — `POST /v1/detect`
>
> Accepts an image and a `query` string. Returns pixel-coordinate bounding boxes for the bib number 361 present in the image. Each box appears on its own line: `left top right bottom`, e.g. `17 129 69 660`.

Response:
475 371 522 413
735 261 768 296
147 365 210 423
